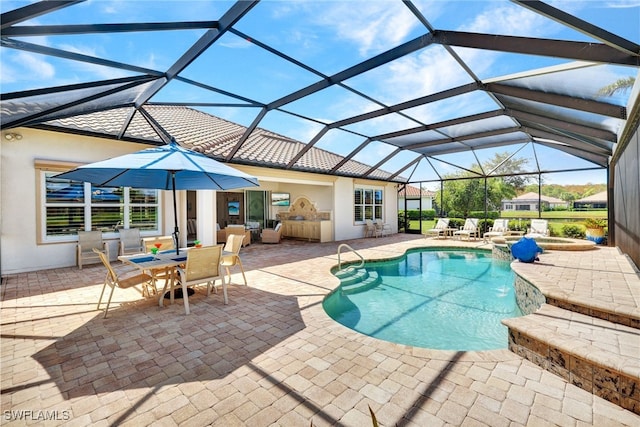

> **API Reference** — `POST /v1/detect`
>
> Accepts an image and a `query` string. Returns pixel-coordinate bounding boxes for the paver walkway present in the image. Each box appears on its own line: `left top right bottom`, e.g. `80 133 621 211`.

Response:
2 234 639 426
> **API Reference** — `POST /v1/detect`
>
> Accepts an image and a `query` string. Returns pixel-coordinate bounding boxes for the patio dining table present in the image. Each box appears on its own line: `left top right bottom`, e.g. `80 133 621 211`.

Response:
118 249 191 309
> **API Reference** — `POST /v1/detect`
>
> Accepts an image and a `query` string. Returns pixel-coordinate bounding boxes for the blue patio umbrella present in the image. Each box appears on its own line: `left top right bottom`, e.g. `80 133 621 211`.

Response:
54 139 259 254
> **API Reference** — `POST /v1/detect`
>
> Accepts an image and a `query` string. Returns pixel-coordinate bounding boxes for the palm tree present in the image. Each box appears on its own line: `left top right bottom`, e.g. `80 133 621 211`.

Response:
597 76 636 97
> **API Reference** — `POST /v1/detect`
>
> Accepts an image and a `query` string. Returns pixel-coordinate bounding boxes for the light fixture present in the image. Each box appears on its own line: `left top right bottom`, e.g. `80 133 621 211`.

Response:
4 132 22 141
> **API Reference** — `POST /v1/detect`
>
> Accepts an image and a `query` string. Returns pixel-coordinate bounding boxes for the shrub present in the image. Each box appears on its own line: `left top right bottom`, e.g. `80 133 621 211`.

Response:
469 210 500 219
422 209 436 220
478 219 493 233
448 218 465 229
584 218 607 229
507 219 529 231
562 224 585 239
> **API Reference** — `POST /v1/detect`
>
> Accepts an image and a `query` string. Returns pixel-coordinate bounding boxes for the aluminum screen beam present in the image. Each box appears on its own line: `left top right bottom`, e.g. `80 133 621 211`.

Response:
404 127 522 150
512 0 640 56
2 21 218 36
375 109 505 143
0 0 83 30
433 30 639 66
1 38 164 77
268 33 436 110
133 1 258 109
487 83 626 118
507 108 617 142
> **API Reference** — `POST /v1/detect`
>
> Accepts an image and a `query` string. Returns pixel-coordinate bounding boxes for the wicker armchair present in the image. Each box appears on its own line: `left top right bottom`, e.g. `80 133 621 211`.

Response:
261 223 282 244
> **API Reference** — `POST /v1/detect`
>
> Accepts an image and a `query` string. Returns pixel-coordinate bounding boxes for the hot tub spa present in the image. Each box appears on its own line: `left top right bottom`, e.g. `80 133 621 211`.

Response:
491 235 597 251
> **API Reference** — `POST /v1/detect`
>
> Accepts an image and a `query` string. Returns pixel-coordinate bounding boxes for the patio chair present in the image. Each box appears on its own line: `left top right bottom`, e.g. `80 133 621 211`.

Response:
142 236 176 289
364 219 377 238
261 222 282 243
375 219 392 237
215 223 226 243
142 236 174 253
77 230 108 269
483 219 510 242
453 218 479 241
225 225 251 247
423 218 450 239
220 234 247 286
94 249 154 318
118 228 144 256
174 245 226 314
527 219 549 238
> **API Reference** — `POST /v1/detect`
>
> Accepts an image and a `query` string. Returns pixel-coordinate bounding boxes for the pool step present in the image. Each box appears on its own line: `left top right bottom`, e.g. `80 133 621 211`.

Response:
502 304 640 415
336 268 381 295
334 267 368 285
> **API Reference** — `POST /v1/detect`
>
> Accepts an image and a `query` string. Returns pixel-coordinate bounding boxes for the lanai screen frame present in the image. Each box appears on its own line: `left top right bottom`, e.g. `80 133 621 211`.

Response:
1 0 639 246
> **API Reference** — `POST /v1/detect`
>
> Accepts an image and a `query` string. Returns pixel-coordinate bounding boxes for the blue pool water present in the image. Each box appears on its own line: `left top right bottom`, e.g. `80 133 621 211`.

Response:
323 249 522 351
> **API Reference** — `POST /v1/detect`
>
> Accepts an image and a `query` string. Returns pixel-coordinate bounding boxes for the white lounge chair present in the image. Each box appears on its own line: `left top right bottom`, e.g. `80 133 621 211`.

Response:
424 218 450 239
453 218 479 241
526 219 549 238
483 219 510 242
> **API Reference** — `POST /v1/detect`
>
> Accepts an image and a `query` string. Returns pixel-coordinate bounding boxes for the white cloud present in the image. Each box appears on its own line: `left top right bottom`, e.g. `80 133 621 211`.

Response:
12 52 56 80
604 0 640 7
314 2 420 57
460 3 548 37
58 43 129 80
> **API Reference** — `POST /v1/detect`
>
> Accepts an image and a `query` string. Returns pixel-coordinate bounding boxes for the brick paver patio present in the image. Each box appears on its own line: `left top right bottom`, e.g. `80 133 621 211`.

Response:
2 234 639 426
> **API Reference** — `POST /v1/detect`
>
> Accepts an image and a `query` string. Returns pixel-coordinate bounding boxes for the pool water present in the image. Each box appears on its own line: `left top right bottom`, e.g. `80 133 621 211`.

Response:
324 249 522 351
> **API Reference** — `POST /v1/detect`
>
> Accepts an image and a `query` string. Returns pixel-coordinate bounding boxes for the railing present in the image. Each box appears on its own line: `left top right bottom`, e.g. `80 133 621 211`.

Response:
337 243 364 272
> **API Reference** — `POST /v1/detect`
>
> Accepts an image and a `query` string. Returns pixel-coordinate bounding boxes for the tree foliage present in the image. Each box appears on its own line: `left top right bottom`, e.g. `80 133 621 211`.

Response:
435 152 532 216
597 77 635 97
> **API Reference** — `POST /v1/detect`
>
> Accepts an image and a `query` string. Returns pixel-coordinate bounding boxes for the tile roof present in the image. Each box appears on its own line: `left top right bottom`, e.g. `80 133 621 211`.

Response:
513 192 566 203
398 184 435 197
574 191 608 203
38 105 404 182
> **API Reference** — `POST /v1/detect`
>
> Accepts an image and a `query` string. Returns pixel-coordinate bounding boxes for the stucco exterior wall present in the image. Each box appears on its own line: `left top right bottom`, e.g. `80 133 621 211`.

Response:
0 128 177 274
1 129 399 274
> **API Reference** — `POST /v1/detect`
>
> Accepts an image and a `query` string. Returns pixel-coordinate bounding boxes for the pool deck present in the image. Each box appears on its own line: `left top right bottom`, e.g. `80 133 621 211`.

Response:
1 234 639 426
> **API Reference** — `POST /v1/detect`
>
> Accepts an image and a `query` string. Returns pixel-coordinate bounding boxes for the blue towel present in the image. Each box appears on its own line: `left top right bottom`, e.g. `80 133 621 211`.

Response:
159 249 175 254
172 256 187 262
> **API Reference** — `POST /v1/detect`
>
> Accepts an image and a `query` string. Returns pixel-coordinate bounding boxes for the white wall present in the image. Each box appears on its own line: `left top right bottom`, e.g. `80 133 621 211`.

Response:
1 129 400 274
0 128 179 274
333 177 398 241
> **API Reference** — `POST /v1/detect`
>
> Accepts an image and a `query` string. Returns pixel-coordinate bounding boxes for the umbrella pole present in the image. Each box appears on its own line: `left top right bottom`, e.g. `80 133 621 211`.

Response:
171 172 180 255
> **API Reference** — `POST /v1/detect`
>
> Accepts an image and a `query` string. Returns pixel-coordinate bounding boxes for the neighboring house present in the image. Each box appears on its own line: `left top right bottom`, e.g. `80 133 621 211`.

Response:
1 106 399 274
398 185 435 211
502 192 569 211
573 191 608 209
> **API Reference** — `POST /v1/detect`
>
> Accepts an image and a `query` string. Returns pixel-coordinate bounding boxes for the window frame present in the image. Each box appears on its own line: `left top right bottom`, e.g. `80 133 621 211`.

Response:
36 164 161 243
353 184 385 224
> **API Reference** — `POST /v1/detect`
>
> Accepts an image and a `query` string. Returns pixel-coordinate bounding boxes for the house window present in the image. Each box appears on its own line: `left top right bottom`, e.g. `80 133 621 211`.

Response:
354 187 384 223
40 171 159 242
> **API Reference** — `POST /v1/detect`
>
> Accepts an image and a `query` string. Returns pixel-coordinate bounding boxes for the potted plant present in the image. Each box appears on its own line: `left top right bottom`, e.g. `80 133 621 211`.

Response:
193 239 202 248
584 218 606 244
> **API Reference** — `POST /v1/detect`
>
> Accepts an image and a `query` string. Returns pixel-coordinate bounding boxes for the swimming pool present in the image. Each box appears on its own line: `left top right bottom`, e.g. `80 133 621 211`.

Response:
323 248 522 351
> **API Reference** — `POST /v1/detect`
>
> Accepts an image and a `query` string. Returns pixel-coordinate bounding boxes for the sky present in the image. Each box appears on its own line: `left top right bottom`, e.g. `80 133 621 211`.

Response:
2 0 639 185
